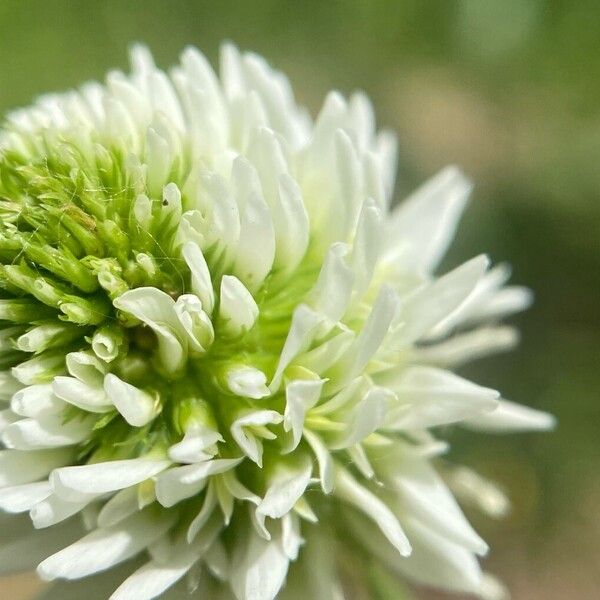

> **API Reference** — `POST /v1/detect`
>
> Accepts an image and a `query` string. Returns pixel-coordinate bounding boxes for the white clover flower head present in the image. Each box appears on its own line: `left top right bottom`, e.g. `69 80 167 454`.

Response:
0 44 554 600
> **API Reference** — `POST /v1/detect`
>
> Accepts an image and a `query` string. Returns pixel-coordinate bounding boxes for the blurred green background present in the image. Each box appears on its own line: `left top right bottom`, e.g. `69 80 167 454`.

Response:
0 1 598 598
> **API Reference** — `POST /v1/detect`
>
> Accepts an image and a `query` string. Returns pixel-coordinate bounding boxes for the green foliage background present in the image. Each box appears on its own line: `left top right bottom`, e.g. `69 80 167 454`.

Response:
0 1 598 598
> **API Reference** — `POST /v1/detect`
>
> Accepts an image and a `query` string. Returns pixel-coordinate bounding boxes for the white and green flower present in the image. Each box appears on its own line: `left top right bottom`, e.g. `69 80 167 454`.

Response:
0 44 553 600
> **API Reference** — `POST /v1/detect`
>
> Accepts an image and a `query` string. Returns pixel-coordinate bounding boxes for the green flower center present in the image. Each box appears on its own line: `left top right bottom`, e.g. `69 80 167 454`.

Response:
0 138 320 465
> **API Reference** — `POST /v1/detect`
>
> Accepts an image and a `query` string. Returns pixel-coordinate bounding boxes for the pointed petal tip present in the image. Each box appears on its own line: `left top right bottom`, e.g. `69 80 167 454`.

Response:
36 562 55 582
443 163 473 188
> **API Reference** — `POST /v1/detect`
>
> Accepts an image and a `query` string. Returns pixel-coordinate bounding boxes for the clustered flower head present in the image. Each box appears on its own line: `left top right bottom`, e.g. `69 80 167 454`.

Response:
0 44 554 600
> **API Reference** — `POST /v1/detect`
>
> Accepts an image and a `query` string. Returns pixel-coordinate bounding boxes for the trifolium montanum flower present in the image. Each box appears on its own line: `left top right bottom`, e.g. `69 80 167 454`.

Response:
0 44 554 600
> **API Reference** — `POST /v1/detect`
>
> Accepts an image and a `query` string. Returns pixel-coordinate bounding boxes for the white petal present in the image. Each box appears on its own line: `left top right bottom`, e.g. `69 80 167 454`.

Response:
36 566 138 600
11 352 64 385
222 471 261 506
385 457 488 555
51 459 170 498
351 199 383 297
90 326 122 363
308 90 347 164
220 42 245 100
231 524 290 600
333 128 363 238
296 328 355 375
334 285 400 386
414 326 519 368
383 366 499 429
226 366 270 399
470 285 533 322
109 517 222 600
363 149 388 210
352 286 400 373
0 448 72 488
479 572 510 600
396 516 482 594
10 383 66 417
245 125 289 208
145 128 172 196
427 263 531 340
107 70 151 126
148 71 184 131
347 444 375 480
330 387 394 449
311 376 363 416
110 559 190 600
232 157 276 292
270 305 324 392
186 483 218 543
219 275 259 338
65 351 107 386
52 376 112 413
155 459 241 508
448 466 510 519
2 415 93 450
463 398 556 433
303 429 335 494
281 512 304 561
283 525 344 599
283 379 324 451
242 57 304 146
190 169 240 264
294 497 319 523
298 98 348 236
376 130 398 198
97 486 140 528
0 516 83 577
386 166 471 273
133 193 152 230
272 174 309 273
231 411 283 466
104 374 158 427
0 481 52 513
81 501 101 531
113 287 186 376
215 476 235 525
180 45 227 127
168 425 223 464
154 465 208 508
228 91 269 152
425 264 509 338
204 539 229 582
147 119 177 176
31 493 94 528
308 242 354 325
257 458 312 519
174 294 215 354
335 468 411 557
38 509 175 581
394 255 489 348
180 458 244 484
182 242 215 315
